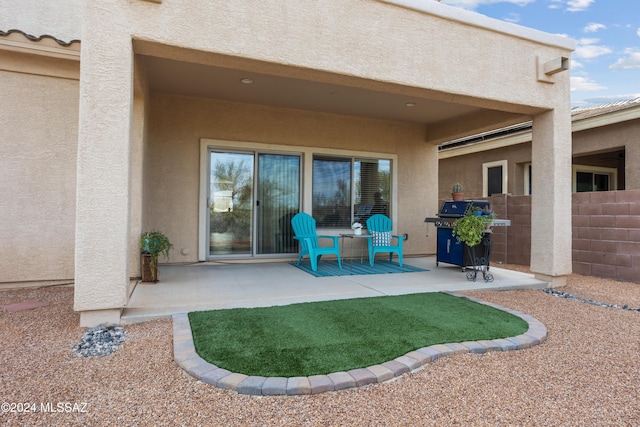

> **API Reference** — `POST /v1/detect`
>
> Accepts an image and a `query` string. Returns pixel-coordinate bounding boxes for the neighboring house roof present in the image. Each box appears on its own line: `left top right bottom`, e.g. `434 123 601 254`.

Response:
571 97 640 121
0 29 80 60
439 97 640 158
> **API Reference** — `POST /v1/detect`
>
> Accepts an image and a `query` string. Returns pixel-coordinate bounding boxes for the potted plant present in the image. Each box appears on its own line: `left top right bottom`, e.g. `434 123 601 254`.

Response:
451 183 464 201
139 230 173 282
452 206 494 246
452 206 495 281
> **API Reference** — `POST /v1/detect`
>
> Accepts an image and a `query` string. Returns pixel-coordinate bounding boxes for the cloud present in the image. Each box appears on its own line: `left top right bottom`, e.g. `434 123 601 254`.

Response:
440 0 534 10
503 13 521 23
609 49 640 70
574 38 612 60
547 0 563 9
584 23 606 33
548 0 594 12
637 27 640 37
570 75 607 92
566 0 594 12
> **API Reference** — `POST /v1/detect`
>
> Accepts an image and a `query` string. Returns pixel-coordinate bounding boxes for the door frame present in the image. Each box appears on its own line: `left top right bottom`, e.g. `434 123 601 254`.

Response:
198 138 398 261
199 140 303 260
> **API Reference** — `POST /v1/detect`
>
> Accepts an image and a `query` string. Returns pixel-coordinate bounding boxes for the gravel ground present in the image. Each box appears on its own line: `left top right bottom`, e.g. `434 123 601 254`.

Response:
1 272 638 426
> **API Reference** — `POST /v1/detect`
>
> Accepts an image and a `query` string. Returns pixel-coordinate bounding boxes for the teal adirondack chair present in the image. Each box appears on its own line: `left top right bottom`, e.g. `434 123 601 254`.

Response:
366 214 405 266
291 212 342 271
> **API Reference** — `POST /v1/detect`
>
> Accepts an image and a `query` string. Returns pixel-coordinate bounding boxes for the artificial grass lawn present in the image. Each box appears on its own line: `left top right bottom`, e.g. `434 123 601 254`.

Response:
188 292 528 377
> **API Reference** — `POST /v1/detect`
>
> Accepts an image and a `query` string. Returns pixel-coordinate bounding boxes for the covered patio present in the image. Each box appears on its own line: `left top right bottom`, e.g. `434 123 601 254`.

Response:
68 0 575 327
121 256 547 323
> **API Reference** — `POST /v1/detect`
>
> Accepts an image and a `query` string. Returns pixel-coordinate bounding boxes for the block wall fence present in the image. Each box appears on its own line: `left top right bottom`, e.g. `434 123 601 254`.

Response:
486 190 640 283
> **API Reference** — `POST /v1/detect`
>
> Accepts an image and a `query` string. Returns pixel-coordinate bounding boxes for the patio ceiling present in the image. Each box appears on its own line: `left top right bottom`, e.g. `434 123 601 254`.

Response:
140 54 526 133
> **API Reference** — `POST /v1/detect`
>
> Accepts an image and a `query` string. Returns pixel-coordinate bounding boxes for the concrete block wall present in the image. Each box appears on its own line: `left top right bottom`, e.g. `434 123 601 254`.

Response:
486 195 509 264
488 190 640 283
572 190 640 283
436 192 640 283
491 194 532 266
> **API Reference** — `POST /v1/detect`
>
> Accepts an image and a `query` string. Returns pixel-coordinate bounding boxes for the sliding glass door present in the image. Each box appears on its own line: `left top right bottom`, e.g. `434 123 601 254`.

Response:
208 150 300 257
256 154 301 255
209 152 254 255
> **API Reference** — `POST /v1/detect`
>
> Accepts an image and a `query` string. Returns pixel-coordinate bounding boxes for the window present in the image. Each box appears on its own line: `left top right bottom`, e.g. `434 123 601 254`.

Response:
482 160 507 197
573 165 617 192
524 163 532 195
312 156 391 228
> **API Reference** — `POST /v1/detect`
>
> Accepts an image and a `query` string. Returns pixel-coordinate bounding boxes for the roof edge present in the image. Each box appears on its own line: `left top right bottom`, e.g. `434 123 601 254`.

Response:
381 0 576 51
0 29 80 47
439 98 640 158
0 29 80 60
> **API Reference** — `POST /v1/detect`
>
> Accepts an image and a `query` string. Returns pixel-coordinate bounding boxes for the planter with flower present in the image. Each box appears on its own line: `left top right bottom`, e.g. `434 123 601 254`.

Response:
140 230 173 282
452 205 495 282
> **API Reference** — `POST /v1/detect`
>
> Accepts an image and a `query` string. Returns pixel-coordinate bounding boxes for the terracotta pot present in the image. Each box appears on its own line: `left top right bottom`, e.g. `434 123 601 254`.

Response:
452 192 464 201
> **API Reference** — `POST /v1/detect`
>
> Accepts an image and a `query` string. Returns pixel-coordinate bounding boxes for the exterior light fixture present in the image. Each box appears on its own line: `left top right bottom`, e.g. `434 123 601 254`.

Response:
240 78 254 84
537 56 570 84
405 102 416 107
543 57 570 76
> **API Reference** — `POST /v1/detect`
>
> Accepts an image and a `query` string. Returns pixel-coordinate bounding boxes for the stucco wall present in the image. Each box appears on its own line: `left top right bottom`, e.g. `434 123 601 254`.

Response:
0 50 79 284
439 144 532 199
439 116 640 199
145 93 437 261
0 0 83 42
73 0 573 323
573 119 639 189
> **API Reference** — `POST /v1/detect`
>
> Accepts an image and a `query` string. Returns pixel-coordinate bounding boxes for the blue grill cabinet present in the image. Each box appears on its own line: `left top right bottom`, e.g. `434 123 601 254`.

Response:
425 200 491 271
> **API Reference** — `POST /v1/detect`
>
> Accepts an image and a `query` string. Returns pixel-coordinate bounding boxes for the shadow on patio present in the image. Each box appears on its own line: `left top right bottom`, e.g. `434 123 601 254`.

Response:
121 256 547 324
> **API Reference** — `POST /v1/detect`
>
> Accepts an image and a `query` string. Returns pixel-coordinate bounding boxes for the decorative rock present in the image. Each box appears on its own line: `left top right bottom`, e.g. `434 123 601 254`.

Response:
72 324 126 357
542 288 640 311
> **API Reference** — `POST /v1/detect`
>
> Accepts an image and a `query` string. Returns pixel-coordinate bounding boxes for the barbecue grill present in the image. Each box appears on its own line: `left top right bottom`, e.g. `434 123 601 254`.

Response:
425 200 510 273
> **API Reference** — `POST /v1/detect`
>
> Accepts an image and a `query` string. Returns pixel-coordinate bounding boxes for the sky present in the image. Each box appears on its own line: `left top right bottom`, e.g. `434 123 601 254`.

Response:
439 0 640 108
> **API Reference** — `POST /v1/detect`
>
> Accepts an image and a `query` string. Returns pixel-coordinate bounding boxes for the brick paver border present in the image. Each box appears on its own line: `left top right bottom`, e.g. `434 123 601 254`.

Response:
172 292 547 395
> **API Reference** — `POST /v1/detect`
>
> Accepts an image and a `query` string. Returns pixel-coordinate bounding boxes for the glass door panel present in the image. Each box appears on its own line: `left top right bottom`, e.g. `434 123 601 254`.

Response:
209 152 254 256
257 154 301 255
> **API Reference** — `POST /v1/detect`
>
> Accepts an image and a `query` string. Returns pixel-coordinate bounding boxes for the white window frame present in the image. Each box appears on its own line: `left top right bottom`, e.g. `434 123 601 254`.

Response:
572 164 617 192
482 160 508 197
199 138 398 260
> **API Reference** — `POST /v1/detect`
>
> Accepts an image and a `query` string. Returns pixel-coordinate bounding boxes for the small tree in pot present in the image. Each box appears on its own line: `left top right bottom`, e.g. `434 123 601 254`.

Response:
140 230 172 282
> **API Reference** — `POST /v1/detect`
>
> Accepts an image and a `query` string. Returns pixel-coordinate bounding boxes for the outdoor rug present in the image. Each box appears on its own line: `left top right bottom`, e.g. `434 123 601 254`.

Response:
290 259 428 277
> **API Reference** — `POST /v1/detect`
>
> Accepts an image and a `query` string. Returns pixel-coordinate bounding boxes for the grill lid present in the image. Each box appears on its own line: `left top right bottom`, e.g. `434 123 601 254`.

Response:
438 200 490 217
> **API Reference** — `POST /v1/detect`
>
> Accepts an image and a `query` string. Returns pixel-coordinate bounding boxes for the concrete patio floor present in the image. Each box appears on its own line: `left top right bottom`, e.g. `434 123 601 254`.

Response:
121 256 547 324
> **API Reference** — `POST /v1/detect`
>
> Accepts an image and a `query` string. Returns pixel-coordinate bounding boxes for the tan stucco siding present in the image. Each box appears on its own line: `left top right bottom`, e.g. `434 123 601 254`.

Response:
439 144 531 199
71 0 573 322
145 93 434 261
0 52 79 283
127 0 571 114
439 116 640 199
0 0 83 42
